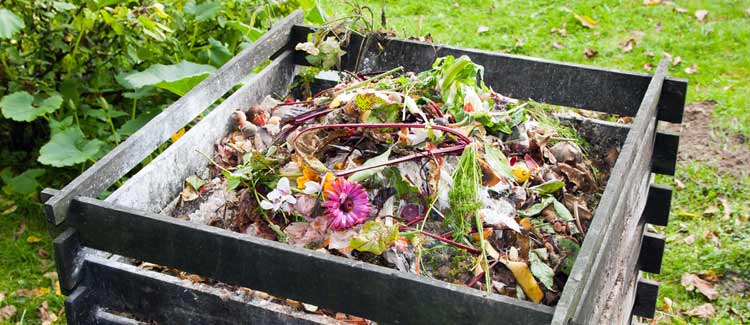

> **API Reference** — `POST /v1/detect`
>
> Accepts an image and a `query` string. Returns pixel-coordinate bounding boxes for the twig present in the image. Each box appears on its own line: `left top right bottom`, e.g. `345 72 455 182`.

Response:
573 201 585 235
467 260 500 288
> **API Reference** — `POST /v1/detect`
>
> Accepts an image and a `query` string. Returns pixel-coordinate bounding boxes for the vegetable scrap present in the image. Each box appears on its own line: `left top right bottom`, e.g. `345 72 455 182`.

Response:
171 49 606 306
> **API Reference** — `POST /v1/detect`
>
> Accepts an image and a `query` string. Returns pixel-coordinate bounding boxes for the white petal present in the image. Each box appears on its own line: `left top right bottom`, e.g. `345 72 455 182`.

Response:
260 200 274 210
481 208 521 233
267 190 281 201
302 181 321 195
276 177 291 192
285 195 297 205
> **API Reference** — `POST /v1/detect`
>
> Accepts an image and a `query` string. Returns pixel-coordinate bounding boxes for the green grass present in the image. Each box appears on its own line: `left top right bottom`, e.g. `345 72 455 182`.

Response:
1 0 748 323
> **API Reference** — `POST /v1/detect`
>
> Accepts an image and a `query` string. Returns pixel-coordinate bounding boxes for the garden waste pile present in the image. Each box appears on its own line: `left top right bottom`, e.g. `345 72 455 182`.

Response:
168 54 604 307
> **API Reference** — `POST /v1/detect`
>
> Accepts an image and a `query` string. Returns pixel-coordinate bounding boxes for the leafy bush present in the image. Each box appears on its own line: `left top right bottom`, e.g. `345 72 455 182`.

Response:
0 0 323 197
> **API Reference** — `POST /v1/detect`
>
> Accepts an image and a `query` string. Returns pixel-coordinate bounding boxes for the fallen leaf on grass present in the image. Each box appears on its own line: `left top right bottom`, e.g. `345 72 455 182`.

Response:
13 222 26 240
0 305 17 322
662 51 673 61
583 48 598 59
662 297 673 313
0 292 5 303
675 7 688 13
552 41 565 49
643 0 661 5
573 13 597 28
619 38 636 52
644 63 654 71
38 248 49 258
685 303 716 319
718 197 732 221
26 235 42 244
672 56 682 66
38 301 59 325
477 25 490 34
703 230 720 248
674 178 685 189
695 10 709 22
551 25 567 36
644 50 655 57
685 64 697 74
683 234 695 244
681 273 719 300
703 205 720 216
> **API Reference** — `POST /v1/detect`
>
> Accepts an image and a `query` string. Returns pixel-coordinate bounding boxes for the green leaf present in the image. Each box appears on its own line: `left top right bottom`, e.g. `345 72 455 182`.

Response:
38 127 104 167
518 196 553 217
529 251 555 291
225 21 265 41
1 169 45 195
483 143 514 180
348 147 392 182
207 38 232 67
304 1 328 25
184 1 221 22
48 116 74 136
0 92 63 122
530 180 565 195
186 175 206 191
0 9 24 39
117 61 216 96
53 2 77 11
552 198 574 221
350 220 400 255
557 237 580 275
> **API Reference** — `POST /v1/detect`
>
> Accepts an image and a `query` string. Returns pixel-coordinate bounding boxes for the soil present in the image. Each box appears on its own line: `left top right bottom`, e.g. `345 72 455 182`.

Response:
672 101 750 178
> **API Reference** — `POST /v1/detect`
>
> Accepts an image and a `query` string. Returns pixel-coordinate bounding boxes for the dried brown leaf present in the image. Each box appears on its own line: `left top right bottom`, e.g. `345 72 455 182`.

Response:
619 38 636 52
477 25 490 34
573 13 597 28
643 0 661 5
674 178 685 189
662 297 673 313
695 10 709 22
552 41 565 49
644 63 654 71
685 64 697 74
644 50 655 57
551 24 568 36
0 305 17 322
681 273 719 300
672 56 683 66
38 301 59 325
703 205 719 216
13 222 26 241
718 197 732 221
683 234 695 244
685 303 716 319
676 7 688 13
703 230 720 248
583 48 598 59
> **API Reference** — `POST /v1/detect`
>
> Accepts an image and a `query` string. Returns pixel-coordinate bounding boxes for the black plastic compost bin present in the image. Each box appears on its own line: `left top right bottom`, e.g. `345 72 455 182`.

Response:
43 10 686 325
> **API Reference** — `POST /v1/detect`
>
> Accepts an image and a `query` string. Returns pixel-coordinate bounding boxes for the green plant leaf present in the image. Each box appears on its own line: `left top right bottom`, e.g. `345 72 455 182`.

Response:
483 143 514 180
1 168 45 195
518 196 554 217
38 127 104 167
552 198 574 221
530 179 565 195
117 61 216 96
348 147 392 182
207 38 232 67
350 220 400 255
184 1 221 22
0 92 63 122
529 251 555 290
0 9 24 39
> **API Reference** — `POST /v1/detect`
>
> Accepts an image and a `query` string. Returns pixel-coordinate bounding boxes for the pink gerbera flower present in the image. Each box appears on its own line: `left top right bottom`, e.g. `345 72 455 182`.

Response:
323 178 371 230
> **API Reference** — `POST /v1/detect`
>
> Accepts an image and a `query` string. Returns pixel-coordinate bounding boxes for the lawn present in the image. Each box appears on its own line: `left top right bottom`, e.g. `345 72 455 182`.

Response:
1 0 748 323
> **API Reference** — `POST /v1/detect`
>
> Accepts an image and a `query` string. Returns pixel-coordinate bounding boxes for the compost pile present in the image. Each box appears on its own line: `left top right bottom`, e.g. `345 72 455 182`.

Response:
172 55 602 306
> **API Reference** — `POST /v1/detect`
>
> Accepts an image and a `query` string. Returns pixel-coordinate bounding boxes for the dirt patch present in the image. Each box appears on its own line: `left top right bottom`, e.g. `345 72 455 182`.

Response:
674 101 750 178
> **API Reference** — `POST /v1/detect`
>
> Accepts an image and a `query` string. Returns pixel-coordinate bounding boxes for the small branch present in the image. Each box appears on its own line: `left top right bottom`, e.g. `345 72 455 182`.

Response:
467 260 500 288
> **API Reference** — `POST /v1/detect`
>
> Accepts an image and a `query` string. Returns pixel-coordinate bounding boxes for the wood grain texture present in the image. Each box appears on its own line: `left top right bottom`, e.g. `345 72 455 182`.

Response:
106 51 296 212
44 11 304 225
553 60 669 325
67 197 555 325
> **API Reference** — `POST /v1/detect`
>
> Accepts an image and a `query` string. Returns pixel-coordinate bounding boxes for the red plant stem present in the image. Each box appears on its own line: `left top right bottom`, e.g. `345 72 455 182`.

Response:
399 225 481 255
276 99 315 107
293 122 473 177
290 109 333 125
466 260 501 288
404 217 425 227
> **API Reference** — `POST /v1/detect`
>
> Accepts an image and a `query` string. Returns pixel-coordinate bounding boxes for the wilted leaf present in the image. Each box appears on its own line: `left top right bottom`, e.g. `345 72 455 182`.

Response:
583 48 598 59
672 56 683 66
529 252 555 290
530 180 565 195
643 0 661 5
703 205 720 216
477 25 489 34
685 303 716 319
619 38 636 52
27 235 42 244
0 92 63 122
170 128 186 142
502 260 544 303
685 64 697 74
38 301 59 325
676 7 688 13
681 273 719 300
117 61 216 96
349 148 392 182
0 9 24 39
573 13 597 28
694 10 709 22
683 234 695 244
483 143 514 180
38 127 104 167
284 222 325 247
552 41 565 49
350 220 400 255
551 25 567 36
0 305 17 322
718 197 732 221
644 63 654 71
